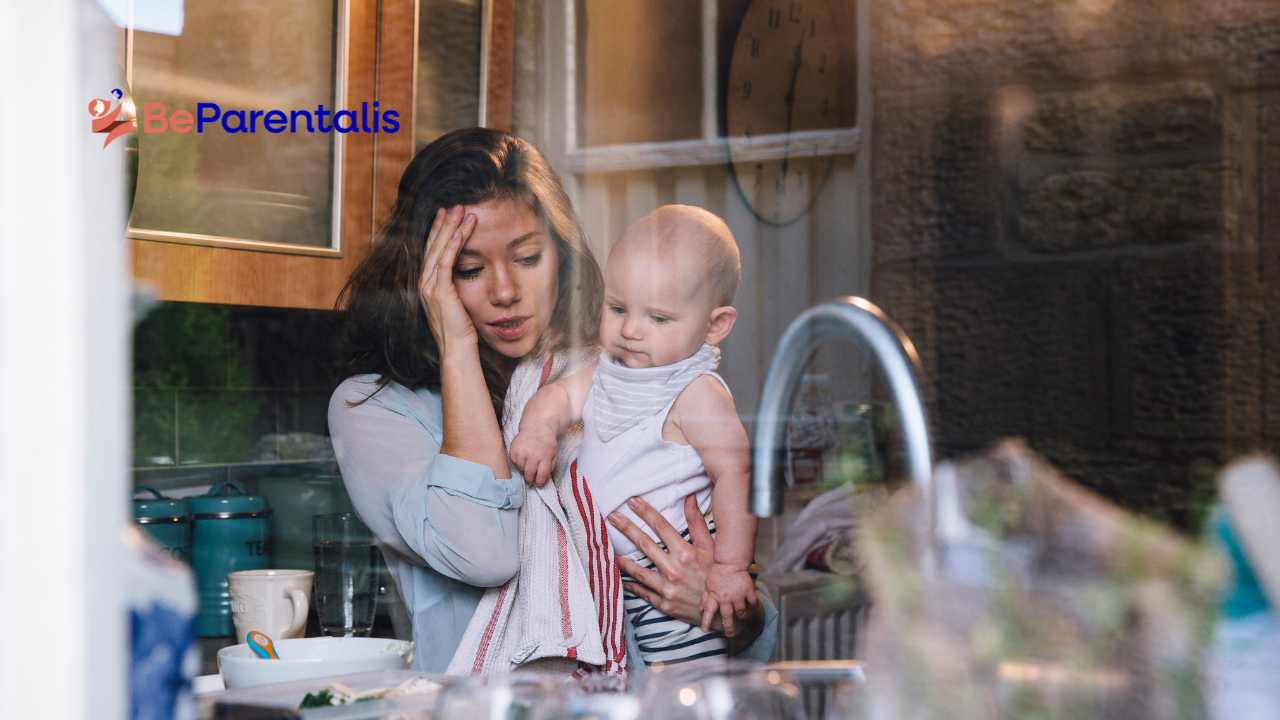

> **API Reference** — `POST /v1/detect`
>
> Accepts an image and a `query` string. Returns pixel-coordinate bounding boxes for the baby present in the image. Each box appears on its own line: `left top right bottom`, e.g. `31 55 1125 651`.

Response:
509 204 757 666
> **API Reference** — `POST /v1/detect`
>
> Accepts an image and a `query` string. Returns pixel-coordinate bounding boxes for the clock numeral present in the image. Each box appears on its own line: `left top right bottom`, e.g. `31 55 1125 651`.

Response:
818 52 827 73
821 96 830 118
750 36 760 58
768 7 781 28
809 19 816 37
789 2 802 22
742 80 753 100
744 125 753 138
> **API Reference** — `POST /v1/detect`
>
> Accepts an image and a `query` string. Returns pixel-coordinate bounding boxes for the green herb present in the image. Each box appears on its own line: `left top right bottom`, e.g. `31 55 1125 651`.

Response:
299 690 334 709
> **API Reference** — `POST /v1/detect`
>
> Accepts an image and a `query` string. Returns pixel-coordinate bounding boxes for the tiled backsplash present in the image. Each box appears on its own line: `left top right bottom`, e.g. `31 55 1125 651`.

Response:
133 302 344 490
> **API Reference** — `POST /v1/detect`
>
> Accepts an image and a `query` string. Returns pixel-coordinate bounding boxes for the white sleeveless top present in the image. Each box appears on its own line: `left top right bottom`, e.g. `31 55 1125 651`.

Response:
577 348 727 556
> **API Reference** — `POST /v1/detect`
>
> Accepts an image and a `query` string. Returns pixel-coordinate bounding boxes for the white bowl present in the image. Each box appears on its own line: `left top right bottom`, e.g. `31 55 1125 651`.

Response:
217 637 413 689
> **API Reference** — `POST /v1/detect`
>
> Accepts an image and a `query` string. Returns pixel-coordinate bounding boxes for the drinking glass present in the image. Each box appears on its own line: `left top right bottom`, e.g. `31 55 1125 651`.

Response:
434 674 561 720
312 513 379 637
531 686 641 720
638 662 807 720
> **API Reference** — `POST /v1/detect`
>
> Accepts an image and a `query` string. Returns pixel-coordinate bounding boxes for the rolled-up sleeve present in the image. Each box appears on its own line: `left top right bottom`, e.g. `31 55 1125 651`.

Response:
330 376 523 589
731 583 778 661
392 454 522 586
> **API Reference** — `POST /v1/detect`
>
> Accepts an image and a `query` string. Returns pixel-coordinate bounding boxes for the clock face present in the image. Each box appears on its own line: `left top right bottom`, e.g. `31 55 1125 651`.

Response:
726 0 842 225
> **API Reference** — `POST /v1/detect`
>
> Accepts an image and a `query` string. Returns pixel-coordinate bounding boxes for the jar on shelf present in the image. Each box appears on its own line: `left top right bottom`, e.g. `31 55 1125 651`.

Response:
131 486 192 564
189 482 272 637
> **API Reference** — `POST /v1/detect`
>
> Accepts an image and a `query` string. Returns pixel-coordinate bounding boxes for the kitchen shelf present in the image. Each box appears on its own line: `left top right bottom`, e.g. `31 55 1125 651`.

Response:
133 459 332 473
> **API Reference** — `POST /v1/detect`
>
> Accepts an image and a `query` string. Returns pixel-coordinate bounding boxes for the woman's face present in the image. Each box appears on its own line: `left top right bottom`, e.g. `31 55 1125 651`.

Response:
452 197 560 359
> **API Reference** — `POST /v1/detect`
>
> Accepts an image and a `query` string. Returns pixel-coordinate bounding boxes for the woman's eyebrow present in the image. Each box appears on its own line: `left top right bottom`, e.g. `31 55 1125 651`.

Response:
507 231 542 249
457 231 543 257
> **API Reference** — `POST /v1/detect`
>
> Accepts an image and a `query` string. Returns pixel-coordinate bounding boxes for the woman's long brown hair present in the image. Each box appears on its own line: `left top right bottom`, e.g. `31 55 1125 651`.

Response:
336 128 603 416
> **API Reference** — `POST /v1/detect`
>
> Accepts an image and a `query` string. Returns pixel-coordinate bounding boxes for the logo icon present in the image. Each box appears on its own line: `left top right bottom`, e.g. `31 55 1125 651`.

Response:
89 89 133 148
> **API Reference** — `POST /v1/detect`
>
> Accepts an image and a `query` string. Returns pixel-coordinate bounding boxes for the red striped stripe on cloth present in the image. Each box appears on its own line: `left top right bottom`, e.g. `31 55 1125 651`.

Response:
472 356 626 676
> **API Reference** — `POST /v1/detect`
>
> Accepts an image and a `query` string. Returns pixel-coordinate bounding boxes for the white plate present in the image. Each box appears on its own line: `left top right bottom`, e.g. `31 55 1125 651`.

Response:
217 637 413 689
205 669 451 720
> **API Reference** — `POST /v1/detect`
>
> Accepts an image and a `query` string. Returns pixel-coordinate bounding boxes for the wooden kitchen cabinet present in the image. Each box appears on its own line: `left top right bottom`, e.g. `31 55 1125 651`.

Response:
130 0 514 309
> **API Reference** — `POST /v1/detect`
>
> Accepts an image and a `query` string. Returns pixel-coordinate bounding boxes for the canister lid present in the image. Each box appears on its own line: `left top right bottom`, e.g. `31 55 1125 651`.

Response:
188 482 270 517
132 486 190 521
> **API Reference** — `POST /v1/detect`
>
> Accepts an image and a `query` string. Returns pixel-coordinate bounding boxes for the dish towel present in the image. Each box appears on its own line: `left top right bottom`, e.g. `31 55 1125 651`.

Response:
446 348 629 678
762 484 858 576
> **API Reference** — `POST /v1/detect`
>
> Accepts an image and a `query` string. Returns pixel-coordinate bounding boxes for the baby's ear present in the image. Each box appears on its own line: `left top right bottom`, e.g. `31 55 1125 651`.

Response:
705 306 738 346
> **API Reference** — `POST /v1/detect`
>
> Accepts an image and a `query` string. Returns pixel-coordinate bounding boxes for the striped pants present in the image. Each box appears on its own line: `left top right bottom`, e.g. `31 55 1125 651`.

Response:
621 519 729 666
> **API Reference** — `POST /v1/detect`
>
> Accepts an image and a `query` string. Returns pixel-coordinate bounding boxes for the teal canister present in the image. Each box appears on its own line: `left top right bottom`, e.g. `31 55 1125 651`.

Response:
189 482 272 637
131 486 191 563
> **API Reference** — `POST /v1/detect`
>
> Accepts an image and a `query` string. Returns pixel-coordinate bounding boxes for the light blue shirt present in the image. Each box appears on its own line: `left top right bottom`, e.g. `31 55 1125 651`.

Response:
329 374 776 674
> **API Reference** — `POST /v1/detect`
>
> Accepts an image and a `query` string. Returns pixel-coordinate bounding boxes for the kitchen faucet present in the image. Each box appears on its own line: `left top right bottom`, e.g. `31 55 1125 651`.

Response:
750 297 934 517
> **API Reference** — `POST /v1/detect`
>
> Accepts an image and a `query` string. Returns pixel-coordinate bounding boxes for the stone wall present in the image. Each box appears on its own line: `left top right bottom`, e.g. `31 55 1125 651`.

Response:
867 0 1280 527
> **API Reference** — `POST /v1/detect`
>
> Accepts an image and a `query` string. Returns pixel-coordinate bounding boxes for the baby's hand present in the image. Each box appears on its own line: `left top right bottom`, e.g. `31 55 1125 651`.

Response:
699 563 759 637
508 425 559 487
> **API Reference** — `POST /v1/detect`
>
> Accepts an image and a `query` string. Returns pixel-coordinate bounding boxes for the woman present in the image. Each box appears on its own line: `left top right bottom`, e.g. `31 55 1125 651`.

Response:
328 128 775 675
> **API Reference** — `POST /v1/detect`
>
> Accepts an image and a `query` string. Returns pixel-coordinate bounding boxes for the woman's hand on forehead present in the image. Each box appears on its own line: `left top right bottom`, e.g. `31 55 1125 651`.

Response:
419 205 480 354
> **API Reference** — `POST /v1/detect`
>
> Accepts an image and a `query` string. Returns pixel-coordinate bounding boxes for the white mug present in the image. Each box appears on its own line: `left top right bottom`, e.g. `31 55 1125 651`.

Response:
227 569 314 645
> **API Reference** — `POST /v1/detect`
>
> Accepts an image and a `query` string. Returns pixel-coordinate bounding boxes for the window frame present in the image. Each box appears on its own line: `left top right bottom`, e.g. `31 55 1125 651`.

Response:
554 0 863 175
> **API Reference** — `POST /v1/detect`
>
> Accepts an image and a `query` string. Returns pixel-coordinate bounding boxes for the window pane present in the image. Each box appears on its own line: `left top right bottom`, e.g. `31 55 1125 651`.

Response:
716 0 859 134
129 0 340 248
578 0 703 146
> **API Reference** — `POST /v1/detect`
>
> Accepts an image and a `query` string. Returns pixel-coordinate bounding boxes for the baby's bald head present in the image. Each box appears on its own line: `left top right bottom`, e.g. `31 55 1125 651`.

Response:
612 205 741 308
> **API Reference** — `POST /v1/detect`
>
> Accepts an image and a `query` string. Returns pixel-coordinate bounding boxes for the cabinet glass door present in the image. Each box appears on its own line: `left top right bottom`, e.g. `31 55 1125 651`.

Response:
127 0 348 255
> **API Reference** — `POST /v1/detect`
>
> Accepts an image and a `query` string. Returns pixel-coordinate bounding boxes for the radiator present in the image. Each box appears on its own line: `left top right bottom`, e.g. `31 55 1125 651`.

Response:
759 570 868 718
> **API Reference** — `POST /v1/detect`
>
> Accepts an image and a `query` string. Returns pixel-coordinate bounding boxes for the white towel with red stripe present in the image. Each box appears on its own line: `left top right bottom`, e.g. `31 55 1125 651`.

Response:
446 348 629 678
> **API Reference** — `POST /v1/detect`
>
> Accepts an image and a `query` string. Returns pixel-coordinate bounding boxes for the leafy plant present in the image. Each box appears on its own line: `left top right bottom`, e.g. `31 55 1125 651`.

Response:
298 689 333 709
133 303 263 465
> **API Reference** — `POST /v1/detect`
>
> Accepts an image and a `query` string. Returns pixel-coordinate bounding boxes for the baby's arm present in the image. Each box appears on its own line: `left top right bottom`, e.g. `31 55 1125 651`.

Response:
673 376 758 636
508 362 596 486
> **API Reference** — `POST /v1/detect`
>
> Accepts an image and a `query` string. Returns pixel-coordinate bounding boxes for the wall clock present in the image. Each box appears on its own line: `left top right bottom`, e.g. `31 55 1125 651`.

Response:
726 0 842 226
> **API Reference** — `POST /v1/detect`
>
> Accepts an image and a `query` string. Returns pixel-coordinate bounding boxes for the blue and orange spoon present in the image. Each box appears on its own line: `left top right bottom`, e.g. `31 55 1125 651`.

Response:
247 631 280 659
